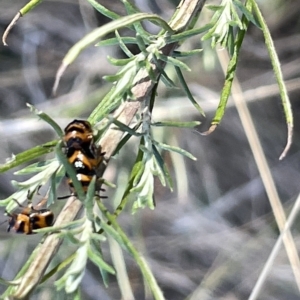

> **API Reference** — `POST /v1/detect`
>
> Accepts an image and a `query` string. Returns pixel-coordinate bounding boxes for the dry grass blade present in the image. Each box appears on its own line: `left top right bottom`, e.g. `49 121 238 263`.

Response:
11 0 208 298
108 236 135 300
249 193 300 300
217 49 300 294
2 12 21 46
199 124 217 136
279 123 293 160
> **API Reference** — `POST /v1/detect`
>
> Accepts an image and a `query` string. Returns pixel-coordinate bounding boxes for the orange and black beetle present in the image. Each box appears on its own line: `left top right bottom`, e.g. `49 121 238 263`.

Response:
7 199 54 234
63 119 94 151
62 120 104 196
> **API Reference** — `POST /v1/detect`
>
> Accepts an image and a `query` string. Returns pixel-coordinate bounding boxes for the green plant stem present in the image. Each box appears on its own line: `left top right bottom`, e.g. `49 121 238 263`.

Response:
0 140 57 173
250 0 293 159
53 13 175 94
203 5 249 135
97 200 165 300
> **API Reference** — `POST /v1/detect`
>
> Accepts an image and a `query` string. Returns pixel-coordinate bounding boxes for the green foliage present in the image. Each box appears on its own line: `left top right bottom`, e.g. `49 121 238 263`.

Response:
200 0 293 156
55 217 114 293
202 0 258 51
0 140 57 173
0 0 293 299
0 159 61 212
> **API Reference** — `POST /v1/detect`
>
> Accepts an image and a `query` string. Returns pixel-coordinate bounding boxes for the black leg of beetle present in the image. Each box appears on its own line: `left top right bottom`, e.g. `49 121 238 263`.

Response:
57 195 73 200
36 185 43 195
5 213 13 232
96 188 108 199
58 187 107 200
27 186 40 201
11 198 25 208
94 192 108 199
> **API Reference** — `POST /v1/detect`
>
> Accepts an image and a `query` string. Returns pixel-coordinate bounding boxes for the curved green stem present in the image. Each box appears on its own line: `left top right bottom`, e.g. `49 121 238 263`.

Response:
250 0 293 159
97 200 165 300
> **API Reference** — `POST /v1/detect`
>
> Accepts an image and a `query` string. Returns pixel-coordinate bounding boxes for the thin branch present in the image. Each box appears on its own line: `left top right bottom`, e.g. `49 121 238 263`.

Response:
249 194 300 300
2 12 21 46
251 0 293 160
10 0 208 298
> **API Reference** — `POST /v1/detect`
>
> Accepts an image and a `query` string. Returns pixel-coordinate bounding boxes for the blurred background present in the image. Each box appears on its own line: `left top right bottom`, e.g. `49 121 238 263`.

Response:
1 0 300 299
